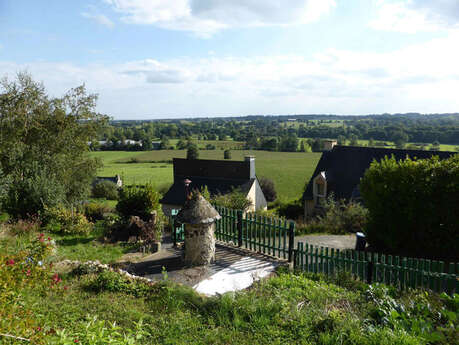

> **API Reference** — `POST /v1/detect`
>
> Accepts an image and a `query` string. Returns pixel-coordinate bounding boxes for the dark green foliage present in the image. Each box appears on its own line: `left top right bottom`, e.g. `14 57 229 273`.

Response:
4 169 65 218
360 155 459 260
116 184 162 221
223 149 232 159
278 134 298 152
258 177 277 202
186 141 199 159
276 199 303 219
92 180 119 200
0 72 106 218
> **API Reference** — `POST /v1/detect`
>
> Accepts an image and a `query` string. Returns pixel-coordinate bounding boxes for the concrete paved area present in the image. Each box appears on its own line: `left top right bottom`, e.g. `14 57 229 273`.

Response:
117 234 284 296
295 234 356 250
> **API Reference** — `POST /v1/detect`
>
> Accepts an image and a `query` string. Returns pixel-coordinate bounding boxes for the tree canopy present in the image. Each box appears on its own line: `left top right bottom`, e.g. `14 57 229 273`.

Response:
0 72 107 217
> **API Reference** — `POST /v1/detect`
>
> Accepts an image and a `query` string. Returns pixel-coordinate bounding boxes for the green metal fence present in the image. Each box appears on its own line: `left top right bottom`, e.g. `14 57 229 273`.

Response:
294 242 459 295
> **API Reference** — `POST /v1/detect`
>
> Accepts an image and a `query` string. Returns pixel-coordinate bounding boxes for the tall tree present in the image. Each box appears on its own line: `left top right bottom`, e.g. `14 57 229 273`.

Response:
0 72 107 217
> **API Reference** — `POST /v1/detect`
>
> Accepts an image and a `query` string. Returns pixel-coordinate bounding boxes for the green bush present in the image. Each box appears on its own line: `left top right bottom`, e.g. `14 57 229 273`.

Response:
43 206 92 235
318 196 368 234
276 199 303 219
212 189 252 211
91 180 119 200
84 202 113 222
360 155 459 260
116 184 162 221
4 171 65 219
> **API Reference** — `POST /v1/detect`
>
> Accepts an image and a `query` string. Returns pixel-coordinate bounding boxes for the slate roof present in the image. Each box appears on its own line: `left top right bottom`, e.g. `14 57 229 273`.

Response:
160 158 257 206
303 146 456 201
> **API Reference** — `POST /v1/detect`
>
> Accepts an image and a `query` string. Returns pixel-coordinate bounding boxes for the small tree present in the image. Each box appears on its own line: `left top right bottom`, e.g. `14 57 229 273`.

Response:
224 149 232 159
186 142 199 160
258 177 277 202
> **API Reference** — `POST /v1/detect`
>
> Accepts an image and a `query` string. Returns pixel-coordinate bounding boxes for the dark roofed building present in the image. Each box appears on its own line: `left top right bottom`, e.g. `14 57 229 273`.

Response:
303 145 456 216
160 156 267 216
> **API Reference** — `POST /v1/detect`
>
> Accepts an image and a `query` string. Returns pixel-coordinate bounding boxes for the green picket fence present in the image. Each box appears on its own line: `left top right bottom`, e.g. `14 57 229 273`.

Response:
294 242 459 295
170 209 184 245
214 205 296 261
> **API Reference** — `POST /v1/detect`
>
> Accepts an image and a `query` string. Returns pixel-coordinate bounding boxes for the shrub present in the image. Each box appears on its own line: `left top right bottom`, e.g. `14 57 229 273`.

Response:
276 199 303 220
84 202 113 222
258 177 277 202
116 184 162 222
360 155 459 260
4 217 41 236
318 195 368 234
43 206 92 235
212 189 252 211
91 180 119 200
4 171 65 219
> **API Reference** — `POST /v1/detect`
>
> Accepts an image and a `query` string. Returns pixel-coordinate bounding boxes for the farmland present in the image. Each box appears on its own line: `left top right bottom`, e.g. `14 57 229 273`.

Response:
91 150 322 201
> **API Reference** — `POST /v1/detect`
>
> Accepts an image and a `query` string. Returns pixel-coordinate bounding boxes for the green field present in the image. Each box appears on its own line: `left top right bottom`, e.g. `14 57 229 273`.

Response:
91 150 322 201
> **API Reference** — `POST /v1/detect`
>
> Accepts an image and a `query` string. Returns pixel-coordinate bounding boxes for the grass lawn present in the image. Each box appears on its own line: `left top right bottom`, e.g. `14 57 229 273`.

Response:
91 150 322 201
1 222 457 344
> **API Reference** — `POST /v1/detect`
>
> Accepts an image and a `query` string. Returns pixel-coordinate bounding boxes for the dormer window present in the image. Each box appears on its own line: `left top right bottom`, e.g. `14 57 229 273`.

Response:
313 171 327 206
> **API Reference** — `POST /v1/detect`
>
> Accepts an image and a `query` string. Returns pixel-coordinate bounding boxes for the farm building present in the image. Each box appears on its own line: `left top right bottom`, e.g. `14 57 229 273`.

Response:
160 156 267 216
303 145 456 217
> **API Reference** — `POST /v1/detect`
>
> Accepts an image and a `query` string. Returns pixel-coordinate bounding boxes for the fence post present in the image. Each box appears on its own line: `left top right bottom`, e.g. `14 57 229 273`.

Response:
237 210 243 247
288 222 295 262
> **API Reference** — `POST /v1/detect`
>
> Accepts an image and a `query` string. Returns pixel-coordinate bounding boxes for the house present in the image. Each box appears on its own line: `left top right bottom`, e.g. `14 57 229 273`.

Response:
160 156 267 216
94 174 123 187
303 145 456 217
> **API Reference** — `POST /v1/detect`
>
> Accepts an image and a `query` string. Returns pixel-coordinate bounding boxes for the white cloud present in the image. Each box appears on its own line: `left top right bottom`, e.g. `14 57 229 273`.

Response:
370 0 459 33
2 32 459 117
81 12 115 28
103 0 335 37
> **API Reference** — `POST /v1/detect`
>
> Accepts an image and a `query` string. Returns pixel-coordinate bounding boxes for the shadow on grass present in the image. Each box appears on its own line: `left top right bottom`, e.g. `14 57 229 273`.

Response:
56 237 95 247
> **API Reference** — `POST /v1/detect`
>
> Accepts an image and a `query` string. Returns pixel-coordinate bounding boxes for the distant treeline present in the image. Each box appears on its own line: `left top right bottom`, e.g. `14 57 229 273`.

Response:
95 113 459 151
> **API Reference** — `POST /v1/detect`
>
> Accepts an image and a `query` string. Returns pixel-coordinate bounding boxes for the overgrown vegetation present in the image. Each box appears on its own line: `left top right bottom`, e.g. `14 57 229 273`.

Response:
361 155 459 260
1 229 457 345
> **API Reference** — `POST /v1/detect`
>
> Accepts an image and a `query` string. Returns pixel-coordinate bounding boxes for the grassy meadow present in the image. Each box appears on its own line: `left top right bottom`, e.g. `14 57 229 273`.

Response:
91 150 322 201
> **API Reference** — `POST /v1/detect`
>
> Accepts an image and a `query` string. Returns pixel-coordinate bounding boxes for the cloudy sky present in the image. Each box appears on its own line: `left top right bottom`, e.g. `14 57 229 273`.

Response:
1 0 459 119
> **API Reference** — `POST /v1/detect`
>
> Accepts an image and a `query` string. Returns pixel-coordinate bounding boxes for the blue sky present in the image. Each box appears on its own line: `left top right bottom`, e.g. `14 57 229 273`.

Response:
1 0 459 119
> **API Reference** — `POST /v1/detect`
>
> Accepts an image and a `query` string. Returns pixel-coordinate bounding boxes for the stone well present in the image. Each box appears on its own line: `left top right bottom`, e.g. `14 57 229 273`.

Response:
176 193 221 266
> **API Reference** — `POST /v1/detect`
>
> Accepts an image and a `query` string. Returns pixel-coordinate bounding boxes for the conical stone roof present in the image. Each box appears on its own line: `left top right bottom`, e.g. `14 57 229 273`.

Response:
176 193 221 225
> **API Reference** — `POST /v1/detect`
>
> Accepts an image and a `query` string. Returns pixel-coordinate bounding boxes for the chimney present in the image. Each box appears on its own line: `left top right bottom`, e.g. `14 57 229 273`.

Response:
245 156 256 179
184 179 192 200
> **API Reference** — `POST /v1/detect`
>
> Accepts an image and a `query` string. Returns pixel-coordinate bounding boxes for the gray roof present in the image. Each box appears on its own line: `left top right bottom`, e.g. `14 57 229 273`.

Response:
176 193 221 224
303 145 457 201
